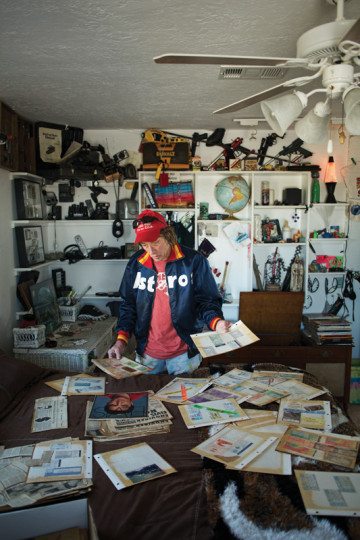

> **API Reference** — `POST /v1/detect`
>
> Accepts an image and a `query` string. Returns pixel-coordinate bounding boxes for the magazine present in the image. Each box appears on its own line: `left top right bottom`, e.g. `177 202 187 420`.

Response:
94 443 176 490
191 424 277 469
276 427 360 469
91 356 151 379
31 396 68 432
89 392 149 419
190 320 259 358
277 400 332 431
295 470 360 516
178 398 248 429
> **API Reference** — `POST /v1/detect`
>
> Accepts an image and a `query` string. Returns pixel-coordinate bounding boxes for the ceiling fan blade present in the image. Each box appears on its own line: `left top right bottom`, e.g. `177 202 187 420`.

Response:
213 82 290 114
340 17 360 42
154 53 294 66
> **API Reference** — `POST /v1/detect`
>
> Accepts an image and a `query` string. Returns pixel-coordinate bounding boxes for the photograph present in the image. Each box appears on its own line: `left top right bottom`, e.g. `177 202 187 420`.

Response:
261 218 283 243
89 392 149 419
15 226 45 267
30 278 61 334
14 177 45 220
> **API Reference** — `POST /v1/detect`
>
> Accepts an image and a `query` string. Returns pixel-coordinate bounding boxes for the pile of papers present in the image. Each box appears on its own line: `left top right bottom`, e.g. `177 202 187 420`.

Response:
302 313 353 345
0 438 92 510
85 391 173 441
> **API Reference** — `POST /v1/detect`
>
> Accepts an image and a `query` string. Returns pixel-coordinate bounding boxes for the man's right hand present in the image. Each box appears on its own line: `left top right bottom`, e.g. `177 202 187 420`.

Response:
107 339 126 359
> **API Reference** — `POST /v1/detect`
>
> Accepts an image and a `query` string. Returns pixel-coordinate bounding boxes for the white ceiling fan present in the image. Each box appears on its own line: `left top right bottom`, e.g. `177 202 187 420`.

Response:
154 0 360 141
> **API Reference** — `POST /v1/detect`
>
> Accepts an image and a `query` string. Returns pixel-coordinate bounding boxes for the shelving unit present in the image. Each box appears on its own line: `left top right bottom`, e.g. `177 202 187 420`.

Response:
11 169 349 323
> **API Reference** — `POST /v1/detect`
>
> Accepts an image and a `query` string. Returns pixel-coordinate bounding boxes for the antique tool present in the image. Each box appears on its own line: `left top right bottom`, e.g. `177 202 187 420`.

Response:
219 261 229 297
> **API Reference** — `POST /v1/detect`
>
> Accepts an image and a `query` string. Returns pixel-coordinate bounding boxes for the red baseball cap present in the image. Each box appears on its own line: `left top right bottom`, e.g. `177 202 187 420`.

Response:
134 210 168 243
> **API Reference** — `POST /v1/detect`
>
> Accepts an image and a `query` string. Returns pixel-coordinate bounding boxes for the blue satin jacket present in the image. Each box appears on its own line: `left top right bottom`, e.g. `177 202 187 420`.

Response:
116 242 224 357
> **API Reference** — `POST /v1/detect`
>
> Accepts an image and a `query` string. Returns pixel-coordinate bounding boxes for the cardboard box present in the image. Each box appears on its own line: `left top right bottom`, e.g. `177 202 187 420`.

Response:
0 498 98 540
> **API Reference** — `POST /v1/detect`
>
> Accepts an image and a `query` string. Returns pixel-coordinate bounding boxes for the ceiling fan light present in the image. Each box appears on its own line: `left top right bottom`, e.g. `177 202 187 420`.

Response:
294 101 330 144
343 87 360 135
260 91 307 137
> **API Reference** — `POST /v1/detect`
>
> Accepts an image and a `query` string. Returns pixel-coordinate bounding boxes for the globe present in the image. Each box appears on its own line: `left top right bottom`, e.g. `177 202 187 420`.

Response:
214 175 250 218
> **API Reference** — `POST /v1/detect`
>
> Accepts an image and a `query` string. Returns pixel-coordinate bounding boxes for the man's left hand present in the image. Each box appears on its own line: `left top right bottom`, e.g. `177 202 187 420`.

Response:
216 320 232 333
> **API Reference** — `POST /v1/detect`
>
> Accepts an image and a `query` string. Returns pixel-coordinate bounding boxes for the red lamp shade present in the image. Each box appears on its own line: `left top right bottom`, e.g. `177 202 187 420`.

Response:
324 156 337 184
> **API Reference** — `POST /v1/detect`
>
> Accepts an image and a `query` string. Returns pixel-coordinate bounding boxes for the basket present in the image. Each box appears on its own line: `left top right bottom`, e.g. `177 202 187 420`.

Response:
58 302 80 322
13 325 46 349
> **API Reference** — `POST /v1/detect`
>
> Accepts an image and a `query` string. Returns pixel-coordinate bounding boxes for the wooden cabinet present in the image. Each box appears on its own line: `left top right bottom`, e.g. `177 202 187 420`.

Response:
0 102 18 171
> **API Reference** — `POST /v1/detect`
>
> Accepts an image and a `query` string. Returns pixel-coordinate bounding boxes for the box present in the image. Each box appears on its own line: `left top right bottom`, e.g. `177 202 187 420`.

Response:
58 302 80 322
14 318 116 372
13 325 46 349
142 141 190 170
0 498 98 540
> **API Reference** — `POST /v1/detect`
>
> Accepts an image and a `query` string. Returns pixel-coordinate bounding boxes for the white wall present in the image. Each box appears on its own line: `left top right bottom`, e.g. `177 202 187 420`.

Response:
3 128 360 357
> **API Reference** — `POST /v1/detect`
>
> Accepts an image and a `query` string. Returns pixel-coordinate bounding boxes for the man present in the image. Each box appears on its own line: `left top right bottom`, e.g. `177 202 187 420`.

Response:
104 392 147 414
108 209 231 374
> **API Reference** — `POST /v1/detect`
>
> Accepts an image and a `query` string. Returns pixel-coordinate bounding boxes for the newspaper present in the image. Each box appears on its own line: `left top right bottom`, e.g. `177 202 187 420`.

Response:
276 427 360 469
94 443 176 490
295 470 360 516
277 400 332 431
91 356 151 379
0 444 92 509
190 320 259 358
31 396 68 432
26 438 92 483
191 424 277 470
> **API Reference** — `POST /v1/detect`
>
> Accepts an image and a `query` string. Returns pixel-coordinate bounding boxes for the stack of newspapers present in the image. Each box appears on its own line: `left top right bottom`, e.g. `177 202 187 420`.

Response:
302 313 353 345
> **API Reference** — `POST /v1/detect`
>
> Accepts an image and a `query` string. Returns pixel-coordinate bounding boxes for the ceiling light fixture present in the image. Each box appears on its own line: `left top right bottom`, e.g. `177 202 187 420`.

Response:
260 62 360 142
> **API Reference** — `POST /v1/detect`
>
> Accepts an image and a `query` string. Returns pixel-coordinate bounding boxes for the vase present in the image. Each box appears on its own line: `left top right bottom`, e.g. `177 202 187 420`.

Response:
325 182 337 204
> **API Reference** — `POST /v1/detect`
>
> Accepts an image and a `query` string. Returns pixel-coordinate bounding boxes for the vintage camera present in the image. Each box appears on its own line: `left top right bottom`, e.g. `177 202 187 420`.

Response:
92 202 110 220
66 203 89 219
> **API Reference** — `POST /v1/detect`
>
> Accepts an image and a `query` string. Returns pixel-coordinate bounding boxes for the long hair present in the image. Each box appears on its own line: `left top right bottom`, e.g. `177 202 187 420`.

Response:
160 225 178 246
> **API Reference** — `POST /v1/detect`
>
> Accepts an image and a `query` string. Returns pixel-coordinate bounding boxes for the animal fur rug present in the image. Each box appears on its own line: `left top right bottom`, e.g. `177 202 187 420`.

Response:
198 363 360 540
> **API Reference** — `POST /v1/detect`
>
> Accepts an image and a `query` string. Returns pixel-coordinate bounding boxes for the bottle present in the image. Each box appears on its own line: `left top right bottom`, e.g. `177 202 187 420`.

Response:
311 171 320 204
261 181 270 205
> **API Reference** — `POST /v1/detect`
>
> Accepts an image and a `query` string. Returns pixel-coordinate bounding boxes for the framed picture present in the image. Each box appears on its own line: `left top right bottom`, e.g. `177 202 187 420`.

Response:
15 226 45 267
125 242 138 258
14 177 45 220
30 278 61 334
261 218 283 243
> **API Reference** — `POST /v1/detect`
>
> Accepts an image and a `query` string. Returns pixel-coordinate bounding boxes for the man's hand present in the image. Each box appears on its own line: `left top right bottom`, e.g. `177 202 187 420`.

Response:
107 339 126 359
215 319 232 333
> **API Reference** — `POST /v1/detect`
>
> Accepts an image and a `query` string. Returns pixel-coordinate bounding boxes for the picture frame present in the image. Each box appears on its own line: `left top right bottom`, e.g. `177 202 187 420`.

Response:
261 218 283 243
30 278 61 334
125 242 138 258
15 226 45 267
14 177 45 220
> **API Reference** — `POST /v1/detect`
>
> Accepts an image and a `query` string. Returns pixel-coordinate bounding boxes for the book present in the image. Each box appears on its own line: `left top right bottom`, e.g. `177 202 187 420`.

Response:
178 398 248 429
94 443 176 490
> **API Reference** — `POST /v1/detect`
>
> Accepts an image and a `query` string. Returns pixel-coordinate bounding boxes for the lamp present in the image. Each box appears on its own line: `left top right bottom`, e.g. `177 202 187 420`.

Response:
343 87 360 136
294 101 330 143
261 91 308 137
324 155 337 203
